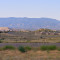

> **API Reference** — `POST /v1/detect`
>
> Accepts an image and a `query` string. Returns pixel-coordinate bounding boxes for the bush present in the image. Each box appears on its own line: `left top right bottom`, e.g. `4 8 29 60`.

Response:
3 45 15 50
25 46 31 51
40 45 56 51
48 45 56 50
40 45 48 51
18 46 26 53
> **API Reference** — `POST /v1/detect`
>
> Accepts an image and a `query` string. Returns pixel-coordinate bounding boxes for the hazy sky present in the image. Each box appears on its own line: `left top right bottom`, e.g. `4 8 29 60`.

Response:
0 0 60 20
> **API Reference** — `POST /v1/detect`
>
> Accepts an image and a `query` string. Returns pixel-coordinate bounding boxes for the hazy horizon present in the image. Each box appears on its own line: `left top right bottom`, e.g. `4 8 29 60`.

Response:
0 0 60 20
0 17 60 21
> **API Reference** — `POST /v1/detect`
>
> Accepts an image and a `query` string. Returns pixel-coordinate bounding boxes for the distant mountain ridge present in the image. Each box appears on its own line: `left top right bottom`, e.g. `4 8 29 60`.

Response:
0 17 60 30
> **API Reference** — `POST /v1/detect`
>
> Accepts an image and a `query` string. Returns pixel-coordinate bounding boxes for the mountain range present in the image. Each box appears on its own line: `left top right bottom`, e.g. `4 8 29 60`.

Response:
0 17 60 30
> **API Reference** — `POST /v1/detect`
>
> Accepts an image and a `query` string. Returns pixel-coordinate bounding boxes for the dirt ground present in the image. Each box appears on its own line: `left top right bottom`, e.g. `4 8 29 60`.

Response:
0 50 60 60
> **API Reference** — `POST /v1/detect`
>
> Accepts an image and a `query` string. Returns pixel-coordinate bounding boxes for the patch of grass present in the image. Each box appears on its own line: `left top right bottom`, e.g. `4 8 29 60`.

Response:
40 45 56 51
47 50 50 53
57 48 60 51
0 48 3 51
18 46 26 53
3 45 15 50
25 46 31 51
48 45 56 50
0 40 2 43
40 45 48 51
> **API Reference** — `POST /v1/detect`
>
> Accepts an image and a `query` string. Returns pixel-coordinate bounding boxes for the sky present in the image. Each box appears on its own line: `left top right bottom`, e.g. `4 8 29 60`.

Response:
0 0 60 20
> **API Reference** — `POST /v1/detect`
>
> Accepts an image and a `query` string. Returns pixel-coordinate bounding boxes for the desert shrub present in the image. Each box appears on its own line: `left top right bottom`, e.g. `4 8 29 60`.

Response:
25 46 31 51
40 45 56 51
18 46 26 53
48 45 56 50
3 45 15 50
40 45 48 51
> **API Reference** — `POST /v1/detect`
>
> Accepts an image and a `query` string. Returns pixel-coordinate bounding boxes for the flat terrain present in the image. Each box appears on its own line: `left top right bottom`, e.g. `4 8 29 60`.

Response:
0 29 60 60
0 50 60 60
0 31 60 43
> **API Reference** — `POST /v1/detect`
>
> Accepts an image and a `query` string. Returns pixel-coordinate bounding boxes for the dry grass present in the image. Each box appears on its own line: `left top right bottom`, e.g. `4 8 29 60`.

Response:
0 50 60 60
0 32 60 43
